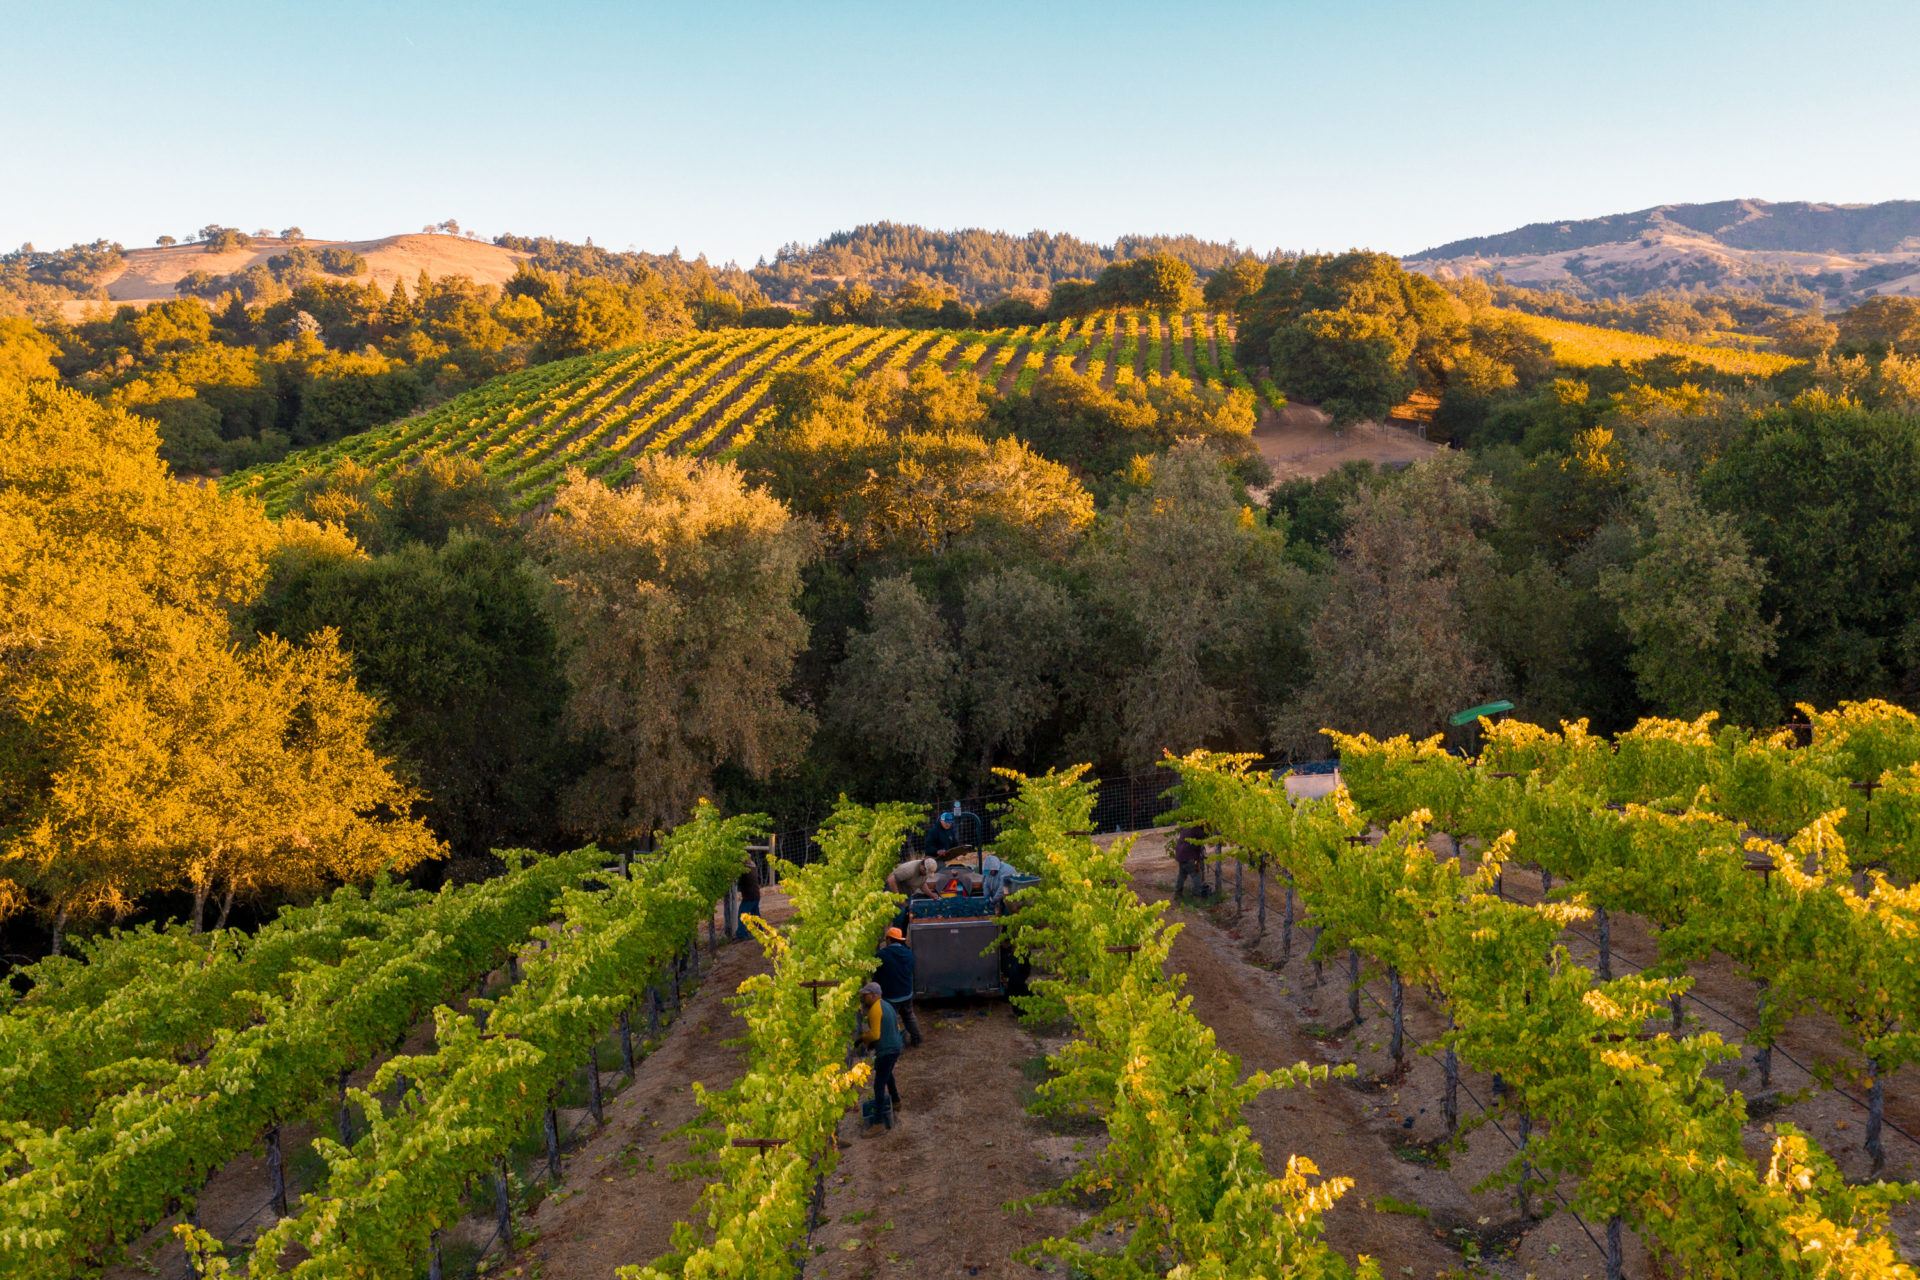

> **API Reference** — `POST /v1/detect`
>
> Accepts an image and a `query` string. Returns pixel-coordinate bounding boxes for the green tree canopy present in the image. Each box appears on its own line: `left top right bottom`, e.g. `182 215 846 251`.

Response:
740 368 1093 559
0 382 437 939
827 574 959 793
1278 454 1505 751
1201 256 1268 313
1598 474 1776 720
535 457 816 839
1236 251 1478 425
249 531 578 858
1702 401 1920 706
992 368 1263 495
1086 441 1308 766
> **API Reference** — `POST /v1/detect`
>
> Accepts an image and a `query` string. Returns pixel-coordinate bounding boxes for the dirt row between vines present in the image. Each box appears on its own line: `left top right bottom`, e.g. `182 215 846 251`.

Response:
1115 827 1920 1277
136 824 1914 1280
504 887 1090 1280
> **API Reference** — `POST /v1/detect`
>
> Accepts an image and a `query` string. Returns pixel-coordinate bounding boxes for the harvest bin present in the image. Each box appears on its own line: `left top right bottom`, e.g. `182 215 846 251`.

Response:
906 872 1039 999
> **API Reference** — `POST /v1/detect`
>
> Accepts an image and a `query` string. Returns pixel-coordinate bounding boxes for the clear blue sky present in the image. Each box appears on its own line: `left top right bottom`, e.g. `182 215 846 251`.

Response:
5 0 1918 264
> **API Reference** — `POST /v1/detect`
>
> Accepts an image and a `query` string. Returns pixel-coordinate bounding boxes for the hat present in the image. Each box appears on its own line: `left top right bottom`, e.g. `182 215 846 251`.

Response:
922 857 938 874
939 811 955 825
859 982 883 996
885 927 906 942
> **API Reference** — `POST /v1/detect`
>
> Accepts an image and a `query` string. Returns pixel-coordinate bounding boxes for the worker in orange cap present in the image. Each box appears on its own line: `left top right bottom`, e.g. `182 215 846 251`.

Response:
872 925 921 1048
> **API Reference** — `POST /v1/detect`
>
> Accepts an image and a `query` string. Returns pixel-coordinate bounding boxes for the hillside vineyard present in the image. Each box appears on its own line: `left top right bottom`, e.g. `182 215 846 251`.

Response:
223 311 1262 511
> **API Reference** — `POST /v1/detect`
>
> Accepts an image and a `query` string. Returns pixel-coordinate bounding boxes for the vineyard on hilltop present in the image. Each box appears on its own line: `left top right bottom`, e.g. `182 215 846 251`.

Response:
218 302 1809 514
1503 310 1801 377
221 311 1263 514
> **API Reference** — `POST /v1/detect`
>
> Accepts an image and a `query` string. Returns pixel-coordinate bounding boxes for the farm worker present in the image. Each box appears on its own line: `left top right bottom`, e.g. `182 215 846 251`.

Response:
734 858 762 939
925 809 963 854
980 855 1015 904
886 856 939 896
1171 826 1210 899
873 926 922 1047
858 981 904 1127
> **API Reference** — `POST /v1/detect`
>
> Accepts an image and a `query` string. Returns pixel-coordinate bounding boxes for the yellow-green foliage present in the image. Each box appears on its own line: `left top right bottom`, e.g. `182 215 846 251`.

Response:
1501 309 1801 377
221 313 1243 515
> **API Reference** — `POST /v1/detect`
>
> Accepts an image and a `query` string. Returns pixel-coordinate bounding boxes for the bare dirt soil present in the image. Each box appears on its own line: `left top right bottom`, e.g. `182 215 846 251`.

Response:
496 894 795 1279
1252 404 1439 484
994 345 1031 396
1114 828 1920 1277
107 828 1917 1280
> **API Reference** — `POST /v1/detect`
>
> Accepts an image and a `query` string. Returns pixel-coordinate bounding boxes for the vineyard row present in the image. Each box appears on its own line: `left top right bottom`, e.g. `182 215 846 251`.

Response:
222 311 1259 515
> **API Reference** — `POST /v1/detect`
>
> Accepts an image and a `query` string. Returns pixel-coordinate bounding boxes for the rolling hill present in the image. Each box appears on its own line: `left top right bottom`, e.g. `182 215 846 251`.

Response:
1404 198 1920 303
221 299 1809 514
221 311 1260 513
54 233 531 319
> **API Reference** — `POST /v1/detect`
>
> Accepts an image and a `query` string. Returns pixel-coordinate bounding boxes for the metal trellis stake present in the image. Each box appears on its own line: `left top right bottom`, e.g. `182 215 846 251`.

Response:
336 1068 353 1146
1281 874 1295 967
1596 906 1612 981
267 1124 289 1217
1388 967 1405 1067
495 1159 512 1250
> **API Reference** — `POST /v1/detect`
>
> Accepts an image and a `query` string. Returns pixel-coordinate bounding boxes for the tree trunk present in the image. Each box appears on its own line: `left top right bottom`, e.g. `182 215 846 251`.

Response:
1596 907 1611 981
1443 1015 1460 1134
191 880 209 934
49 905 68 957
1606 1217 1624 1280
214 882 237 932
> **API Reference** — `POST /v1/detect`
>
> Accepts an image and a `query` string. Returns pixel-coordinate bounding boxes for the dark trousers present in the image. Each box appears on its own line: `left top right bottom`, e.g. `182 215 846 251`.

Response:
872 1051 901 1125
1175 860 1208 898
886 998 921 1047
734 900 760 939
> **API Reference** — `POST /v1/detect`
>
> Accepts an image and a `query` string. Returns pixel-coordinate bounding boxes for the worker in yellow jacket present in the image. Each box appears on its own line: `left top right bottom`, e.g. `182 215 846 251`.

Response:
857 981 904 1128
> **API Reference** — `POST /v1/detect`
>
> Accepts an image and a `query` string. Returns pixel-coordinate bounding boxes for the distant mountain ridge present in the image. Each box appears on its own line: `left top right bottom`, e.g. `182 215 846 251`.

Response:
1418 200 1920 259
1405 199 1920 303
